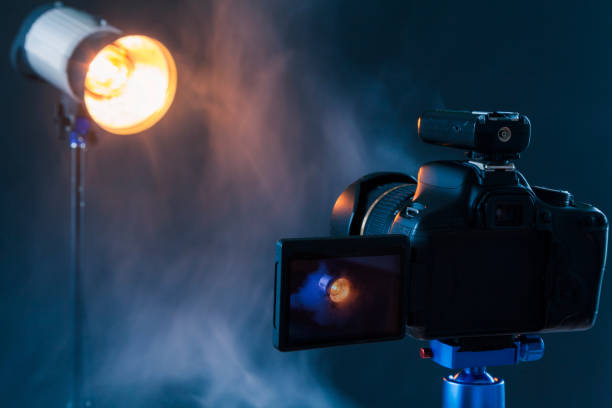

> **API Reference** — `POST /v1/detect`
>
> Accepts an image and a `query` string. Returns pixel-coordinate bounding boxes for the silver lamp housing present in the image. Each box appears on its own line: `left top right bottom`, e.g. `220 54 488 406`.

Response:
11 3 121 100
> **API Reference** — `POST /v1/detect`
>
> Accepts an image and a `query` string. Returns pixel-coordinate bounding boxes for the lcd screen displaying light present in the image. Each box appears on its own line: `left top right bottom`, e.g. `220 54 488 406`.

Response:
287 254 403 346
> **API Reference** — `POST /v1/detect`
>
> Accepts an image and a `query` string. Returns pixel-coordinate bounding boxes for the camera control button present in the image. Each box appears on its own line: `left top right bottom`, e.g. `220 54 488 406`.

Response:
404 202 425 218
585 214 607 227
539 211 552 224
532 186 573 207
497 126 512 142
405 207 420 217
419 347 433 359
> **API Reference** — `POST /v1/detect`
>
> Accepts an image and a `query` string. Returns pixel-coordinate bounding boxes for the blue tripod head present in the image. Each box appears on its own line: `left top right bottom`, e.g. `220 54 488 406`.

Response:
419 335 545 408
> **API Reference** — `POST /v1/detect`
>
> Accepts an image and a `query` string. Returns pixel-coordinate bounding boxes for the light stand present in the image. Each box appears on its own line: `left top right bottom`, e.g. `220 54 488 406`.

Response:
419 335 545 408
11 5 178 406
57 97 94 408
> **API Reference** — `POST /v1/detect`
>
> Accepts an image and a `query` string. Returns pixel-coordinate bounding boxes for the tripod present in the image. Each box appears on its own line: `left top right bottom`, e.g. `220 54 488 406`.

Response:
419 335 545 408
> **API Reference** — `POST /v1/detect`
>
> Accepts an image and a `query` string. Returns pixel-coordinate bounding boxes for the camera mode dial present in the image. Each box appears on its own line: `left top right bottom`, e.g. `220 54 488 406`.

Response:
532 186 573 207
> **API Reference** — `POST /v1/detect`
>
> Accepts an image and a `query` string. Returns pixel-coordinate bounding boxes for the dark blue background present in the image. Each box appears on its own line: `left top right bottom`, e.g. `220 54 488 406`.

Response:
2 1 610 406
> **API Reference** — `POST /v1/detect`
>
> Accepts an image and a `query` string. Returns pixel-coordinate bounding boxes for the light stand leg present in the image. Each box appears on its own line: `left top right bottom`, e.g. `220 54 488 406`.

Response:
441 367 505 408
67 117 90 408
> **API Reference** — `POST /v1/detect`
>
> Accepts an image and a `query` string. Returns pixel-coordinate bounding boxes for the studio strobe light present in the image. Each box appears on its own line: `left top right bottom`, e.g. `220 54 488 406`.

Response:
12 4 177 134
11 4 177 407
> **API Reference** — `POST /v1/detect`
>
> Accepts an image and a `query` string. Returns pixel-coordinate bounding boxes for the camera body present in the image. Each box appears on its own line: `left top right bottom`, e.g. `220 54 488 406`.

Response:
274 110 608 350
331 161 607 339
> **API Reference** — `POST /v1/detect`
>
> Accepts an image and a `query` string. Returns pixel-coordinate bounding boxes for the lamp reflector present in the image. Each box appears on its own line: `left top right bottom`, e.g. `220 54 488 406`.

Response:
84 35 177 135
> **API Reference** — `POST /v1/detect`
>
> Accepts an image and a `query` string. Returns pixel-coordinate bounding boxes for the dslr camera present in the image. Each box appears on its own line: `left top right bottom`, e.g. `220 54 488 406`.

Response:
273 110 608 351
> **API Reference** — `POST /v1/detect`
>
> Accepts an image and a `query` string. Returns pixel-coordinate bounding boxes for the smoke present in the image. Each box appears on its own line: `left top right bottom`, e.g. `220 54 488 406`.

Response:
70 0 430 406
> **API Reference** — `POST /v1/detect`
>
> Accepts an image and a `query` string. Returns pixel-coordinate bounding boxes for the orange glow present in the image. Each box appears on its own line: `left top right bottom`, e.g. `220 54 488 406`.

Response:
332 193 352 216
328 277 351 303
84 35 177 135
412 166 425 201
417 116 421 133
85 44 133 99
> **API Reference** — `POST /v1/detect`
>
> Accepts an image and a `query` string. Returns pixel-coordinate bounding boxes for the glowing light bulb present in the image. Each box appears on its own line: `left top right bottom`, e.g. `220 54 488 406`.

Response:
84 35 177 135
328 277 351 303
85 44 133 99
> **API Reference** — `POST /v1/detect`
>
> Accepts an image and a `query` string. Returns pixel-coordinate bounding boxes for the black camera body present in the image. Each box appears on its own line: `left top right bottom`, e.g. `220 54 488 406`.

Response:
331 161 607 340
274 110 608 351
